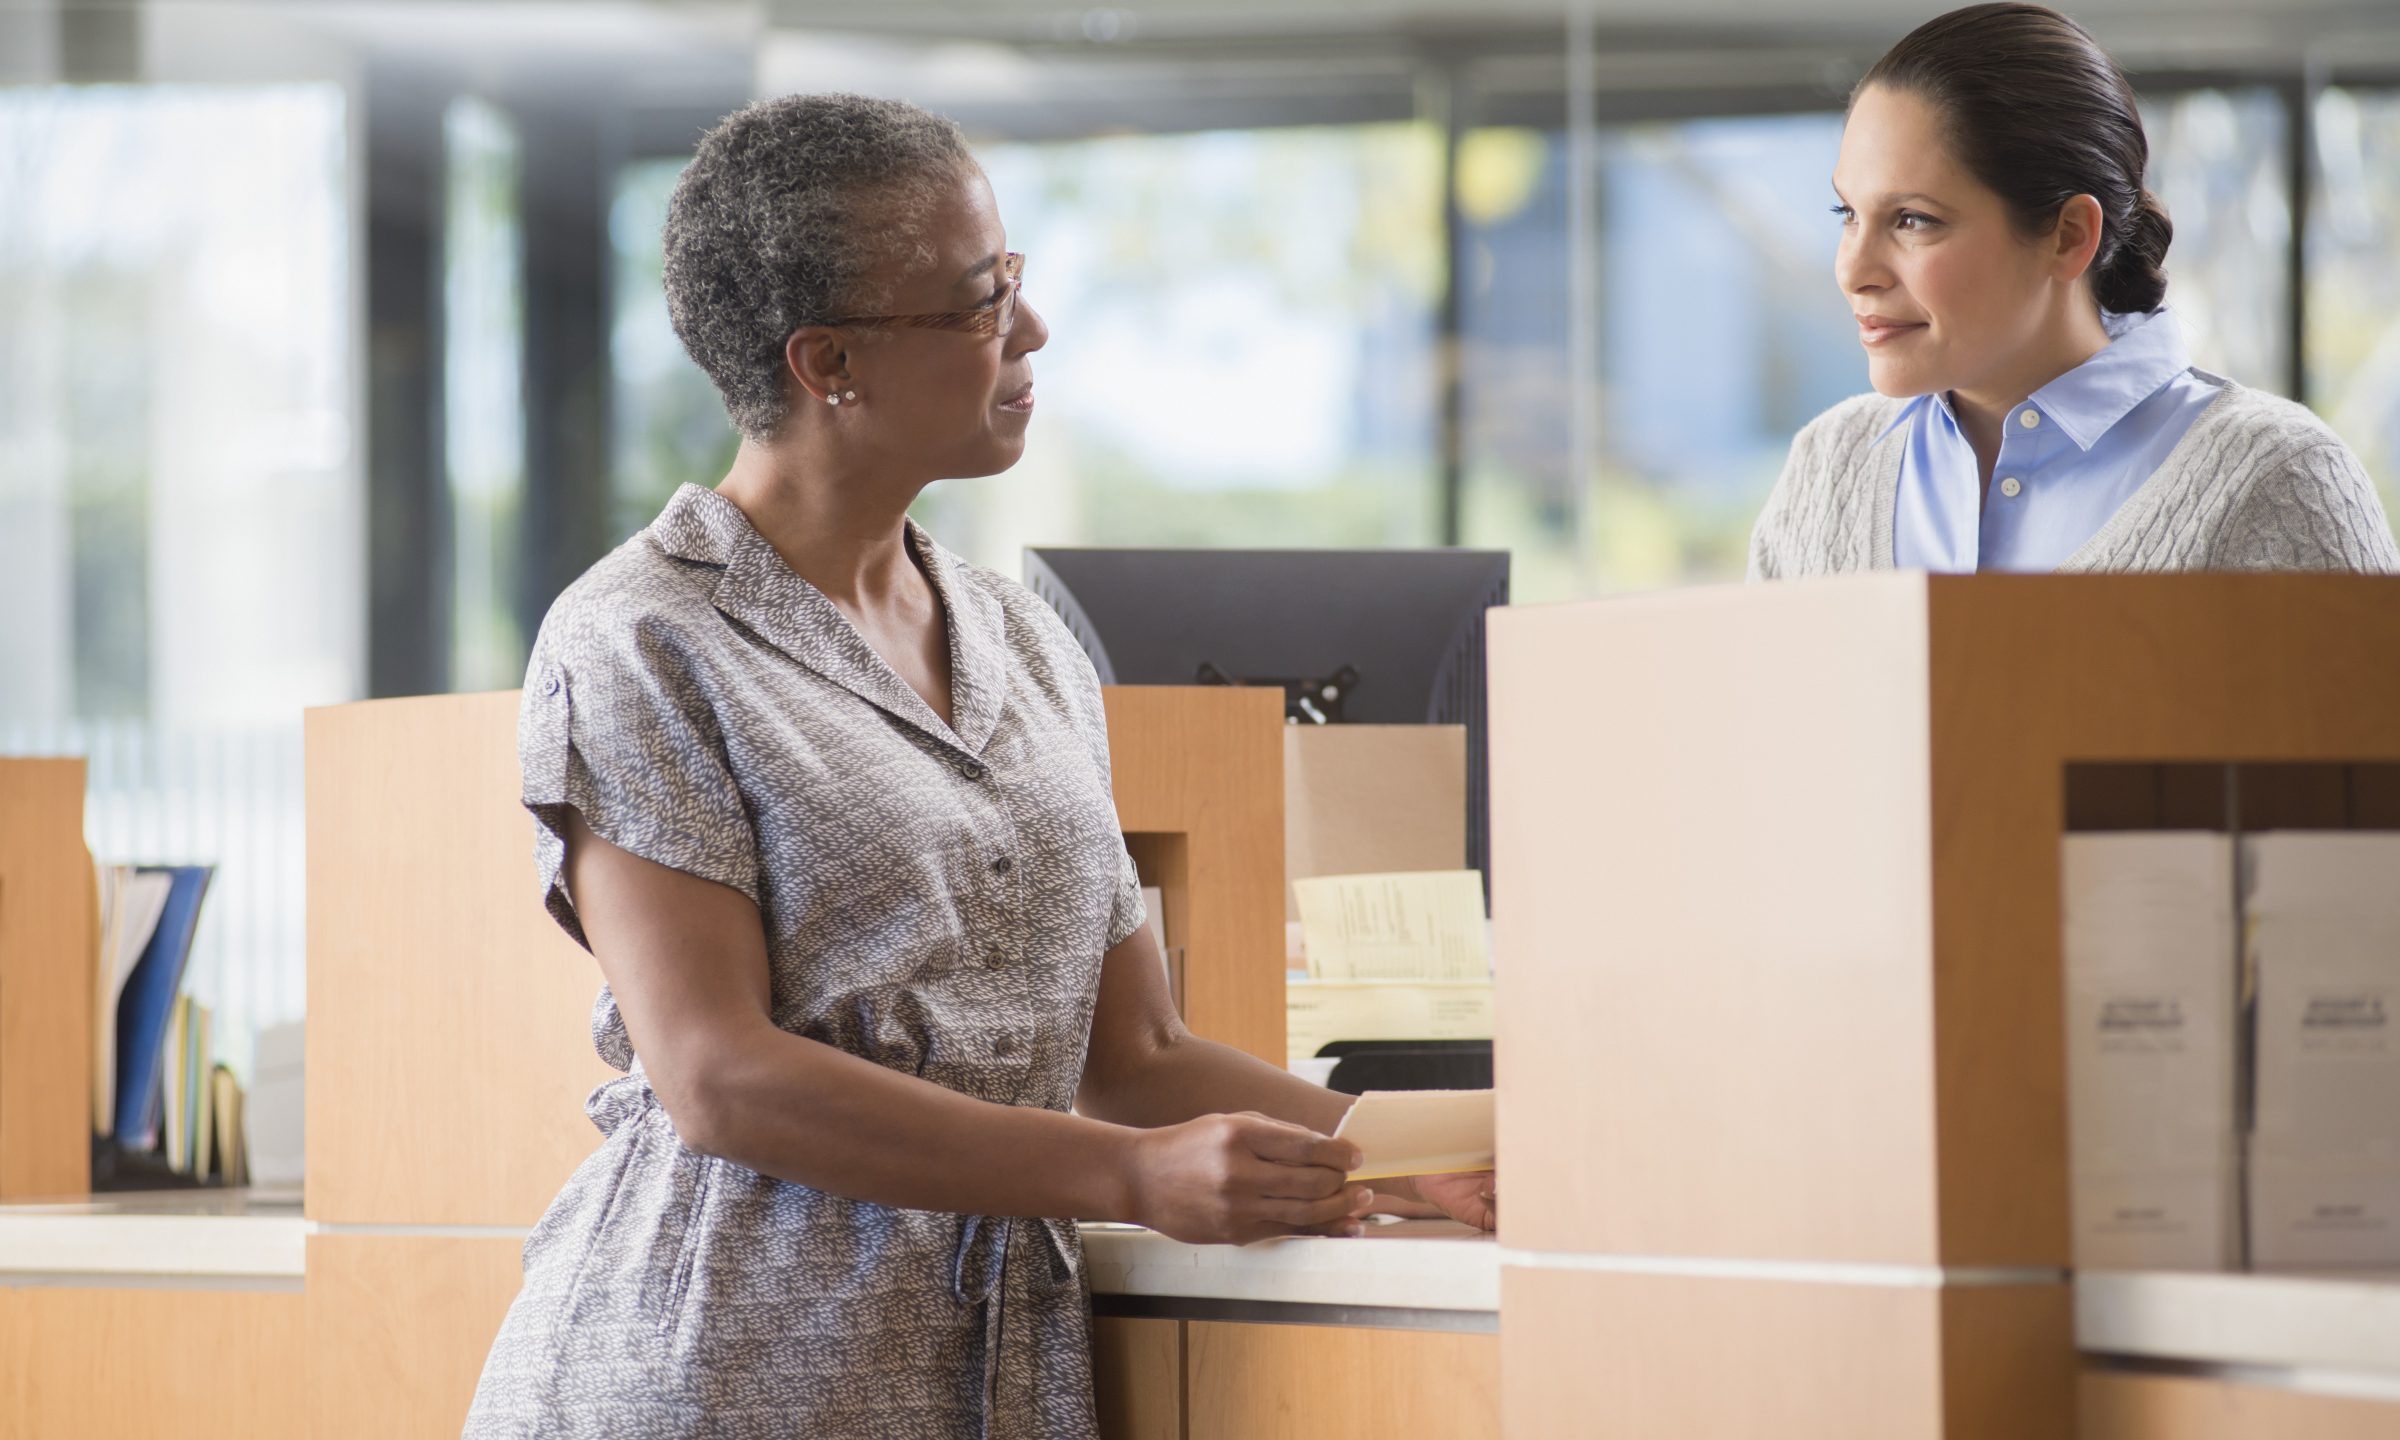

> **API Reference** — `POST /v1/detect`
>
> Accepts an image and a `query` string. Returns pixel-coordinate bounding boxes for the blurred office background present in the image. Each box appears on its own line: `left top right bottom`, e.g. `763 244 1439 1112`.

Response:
5 0 2400 1080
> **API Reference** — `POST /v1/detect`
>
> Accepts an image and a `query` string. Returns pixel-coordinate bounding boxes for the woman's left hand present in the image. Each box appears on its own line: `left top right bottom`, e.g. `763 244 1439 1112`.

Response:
1407 1170 1497 1232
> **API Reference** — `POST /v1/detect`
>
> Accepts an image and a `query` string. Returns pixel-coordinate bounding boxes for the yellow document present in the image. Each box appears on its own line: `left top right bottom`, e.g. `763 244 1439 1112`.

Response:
1332 1088 1495 1182
1285 980 1493 1063
1292 870 1489 981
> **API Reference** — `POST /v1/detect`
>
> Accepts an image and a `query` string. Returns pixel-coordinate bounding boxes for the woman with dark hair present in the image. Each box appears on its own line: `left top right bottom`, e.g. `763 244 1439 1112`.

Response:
1750 2 2399 576
462 94 1495 1439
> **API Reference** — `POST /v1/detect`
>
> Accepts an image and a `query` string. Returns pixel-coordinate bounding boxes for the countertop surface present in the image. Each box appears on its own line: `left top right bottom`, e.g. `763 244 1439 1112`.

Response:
0 1190 1497 1309
11 1191 2399 1377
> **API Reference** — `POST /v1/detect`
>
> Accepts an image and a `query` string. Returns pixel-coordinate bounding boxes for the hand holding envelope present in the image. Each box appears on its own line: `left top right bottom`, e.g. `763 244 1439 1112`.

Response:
1331 1089 1497 1231
1322 1087 1490 1218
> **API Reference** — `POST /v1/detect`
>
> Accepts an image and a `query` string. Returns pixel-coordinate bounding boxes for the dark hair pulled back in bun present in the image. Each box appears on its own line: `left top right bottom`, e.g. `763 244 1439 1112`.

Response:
1859 2 2171 312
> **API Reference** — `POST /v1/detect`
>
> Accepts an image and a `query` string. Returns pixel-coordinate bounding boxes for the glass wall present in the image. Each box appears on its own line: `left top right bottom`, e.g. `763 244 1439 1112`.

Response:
610 155 733 544
444 96 528 694
0 82 352 1065
2142 87 2292 389
611 124 1445 573
603 82 2328 603
2309 86 2400 521
1462 113 1859 599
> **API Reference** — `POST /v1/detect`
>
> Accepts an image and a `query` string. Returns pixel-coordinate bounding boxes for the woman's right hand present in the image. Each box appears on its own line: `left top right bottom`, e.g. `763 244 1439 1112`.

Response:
1124 1111 1372 1245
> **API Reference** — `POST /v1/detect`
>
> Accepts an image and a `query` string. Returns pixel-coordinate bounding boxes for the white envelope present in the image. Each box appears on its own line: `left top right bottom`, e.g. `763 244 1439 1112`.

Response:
1332 1088 1495 1182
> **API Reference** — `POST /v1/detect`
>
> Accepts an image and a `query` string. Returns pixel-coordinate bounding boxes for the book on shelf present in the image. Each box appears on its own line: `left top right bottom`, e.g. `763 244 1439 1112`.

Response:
110 864 212 1150
91 866 174 1136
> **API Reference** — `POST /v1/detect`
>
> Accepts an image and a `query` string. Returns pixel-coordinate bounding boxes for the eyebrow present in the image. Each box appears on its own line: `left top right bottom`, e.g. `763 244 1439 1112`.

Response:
1830 183 1949 210
956 254 1002 286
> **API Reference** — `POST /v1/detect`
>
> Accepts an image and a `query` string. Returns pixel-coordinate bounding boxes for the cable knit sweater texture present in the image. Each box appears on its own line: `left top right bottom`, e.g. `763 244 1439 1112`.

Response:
1748 379 2400 578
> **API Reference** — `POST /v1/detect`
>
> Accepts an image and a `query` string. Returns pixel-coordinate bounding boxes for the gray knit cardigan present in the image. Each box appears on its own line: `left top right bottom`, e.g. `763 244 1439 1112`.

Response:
1748 378 2400 578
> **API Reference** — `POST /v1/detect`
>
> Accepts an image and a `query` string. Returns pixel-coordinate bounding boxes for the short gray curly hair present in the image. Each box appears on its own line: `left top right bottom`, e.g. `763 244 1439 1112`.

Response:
663 93 978 442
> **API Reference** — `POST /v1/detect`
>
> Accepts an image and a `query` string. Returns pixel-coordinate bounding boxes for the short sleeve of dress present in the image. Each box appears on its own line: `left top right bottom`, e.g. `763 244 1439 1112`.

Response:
518 623 761 952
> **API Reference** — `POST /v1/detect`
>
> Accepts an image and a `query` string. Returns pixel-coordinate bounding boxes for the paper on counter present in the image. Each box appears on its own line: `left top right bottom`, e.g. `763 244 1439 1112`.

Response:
1285 979 1493 1063
1292 870 1488 981
1332 1088 1495 1182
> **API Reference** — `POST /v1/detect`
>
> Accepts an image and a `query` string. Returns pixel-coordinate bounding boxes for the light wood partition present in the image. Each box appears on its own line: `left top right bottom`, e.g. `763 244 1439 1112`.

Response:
306 1234 527 1439
1186 1322 1497 1439
0 757 93 1201
1104 686 1287 1063
304 692 610 1228
2081 1370 2400 1439
0 1283 305 1439
1488 574 2400 1439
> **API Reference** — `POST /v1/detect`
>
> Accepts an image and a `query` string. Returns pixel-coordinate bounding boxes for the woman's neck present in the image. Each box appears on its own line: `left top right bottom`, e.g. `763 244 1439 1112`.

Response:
1948 300 2114 489
714 436 930 610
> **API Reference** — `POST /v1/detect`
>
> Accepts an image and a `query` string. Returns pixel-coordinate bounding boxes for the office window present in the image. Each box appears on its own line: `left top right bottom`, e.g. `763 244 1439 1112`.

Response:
949 125 1442 569
611 155 735 545
0 82 351 1070
1464 112 1858 597
445 96 528 692
2309 86 2400 521
2142 87 2292 390
609 125 1445 572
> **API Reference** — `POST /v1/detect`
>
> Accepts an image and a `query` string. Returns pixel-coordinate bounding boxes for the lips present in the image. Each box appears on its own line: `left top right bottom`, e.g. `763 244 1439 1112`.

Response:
998 381 1035 412
1857 315 1927 347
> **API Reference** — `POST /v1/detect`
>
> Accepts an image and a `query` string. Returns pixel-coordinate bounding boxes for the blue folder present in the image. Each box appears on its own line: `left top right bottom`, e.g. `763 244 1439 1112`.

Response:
110 865 212 1148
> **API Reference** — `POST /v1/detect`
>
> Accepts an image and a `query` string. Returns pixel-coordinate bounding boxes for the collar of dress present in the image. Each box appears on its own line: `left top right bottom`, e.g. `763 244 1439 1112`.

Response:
647 483 1008 758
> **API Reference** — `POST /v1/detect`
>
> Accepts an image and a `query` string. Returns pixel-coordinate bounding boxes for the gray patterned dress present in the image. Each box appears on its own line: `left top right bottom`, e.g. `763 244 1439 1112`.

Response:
462 483 1145 1439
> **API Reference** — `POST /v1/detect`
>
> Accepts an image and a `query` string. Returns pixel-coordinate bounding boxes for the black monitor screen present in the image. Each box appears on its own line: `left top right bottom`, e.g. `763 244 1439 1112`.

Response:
1023 546 1509 882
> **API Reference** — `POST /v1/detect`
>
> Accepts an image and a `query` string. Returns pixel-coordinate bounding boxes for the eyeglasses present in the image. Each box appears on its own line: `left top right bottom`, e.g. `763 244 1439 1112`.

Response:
826 252 1025 340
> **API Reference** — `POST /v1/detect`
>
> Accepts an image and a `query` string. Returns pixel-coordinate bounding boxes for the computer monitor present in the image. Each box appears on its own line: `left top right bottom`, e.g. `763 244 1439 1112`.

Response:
1022 547 1510 885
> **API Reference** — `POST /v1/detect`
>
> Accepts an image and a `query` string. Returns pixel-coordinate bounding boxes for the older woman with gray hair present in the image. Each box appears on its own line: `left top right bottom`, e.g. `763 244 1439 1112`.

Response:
462 94 1494 1440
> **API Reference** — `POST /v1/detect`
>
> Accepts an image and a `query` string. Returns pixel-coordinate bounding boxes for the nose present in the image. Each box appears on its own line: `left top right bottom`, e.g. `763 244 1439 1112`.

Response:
1836 225 1892 300
1008 298 1049 356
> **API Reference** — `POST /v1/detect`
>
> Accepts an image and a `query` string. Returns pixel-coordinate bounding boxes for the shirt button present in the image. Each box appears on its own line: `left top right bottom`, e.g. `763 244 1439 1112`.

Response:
543 675 561 696
986 946 1005 967
1999 477 2022 498
2019 409 2041 429
959 759 985 781
992 856 1013 876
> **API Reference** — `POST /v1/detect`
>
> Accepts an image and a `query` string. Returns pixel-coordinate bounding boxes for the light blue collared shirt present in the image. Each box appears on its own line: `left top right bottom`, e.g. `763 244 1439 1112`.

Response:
1889 308 2226 572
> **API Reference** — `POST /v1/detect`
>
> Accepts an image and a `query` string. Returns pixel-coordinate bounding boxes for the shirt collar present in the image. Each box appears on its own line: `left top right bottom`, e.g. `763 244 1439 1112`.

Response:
2024 307 2192 452
1868 308 2190 452
1876 392 1948 444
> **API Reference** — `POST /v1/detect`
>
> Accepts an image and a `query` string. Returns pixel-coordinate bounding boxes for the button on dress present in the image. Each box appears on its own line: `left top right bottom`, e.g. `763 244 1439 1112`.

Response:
463 484 1145 1439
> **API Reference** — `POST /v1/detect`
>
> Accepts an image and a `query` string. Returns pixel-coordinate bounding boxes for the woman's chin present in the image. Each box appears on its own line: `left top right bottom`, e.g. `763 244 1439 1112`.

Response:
944 436 1028 481
1865 359 1941 400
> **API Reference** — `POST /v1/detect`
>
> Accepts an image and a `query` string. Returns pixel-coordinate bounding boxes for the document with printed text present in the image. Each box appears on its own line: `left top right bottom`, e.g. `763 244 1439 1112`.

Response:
1292 870 1489 982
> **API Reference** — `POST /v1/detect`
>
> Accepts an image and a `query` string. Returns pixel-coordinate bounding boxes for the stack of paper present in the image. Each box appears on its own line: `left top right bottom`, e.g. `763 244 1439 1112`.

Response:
1291 871 1489 982
2247 834 2400 1269
1287 871 1493 1064
2062 835 2238 1271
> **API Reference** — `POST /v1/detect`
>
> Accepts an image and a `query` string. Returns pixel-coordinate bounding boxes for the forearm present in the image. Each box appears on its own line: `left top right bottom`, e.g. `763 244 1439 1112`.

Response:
686 1017 1136 1221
